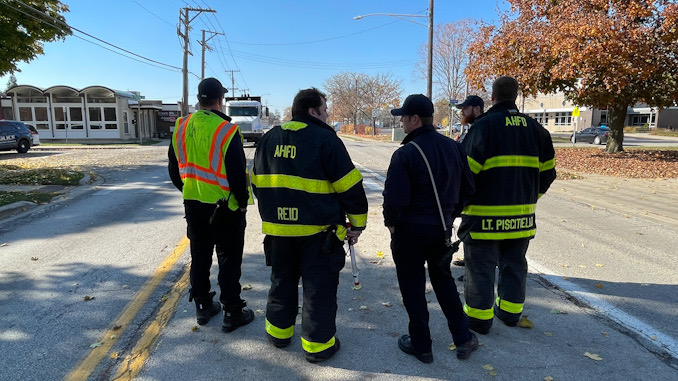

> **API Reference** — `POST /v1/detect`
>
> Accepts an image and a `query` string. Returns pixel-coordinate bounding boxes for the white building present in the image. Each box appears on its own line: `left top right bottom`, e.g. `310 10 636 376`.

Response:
1 85 165 141
517 92 678 132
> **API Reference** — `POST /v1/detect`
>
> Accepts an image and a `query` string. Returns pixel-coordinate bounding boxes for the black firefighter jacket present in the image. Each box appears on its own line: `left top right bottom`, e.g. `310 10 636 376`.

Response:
383 125 475 229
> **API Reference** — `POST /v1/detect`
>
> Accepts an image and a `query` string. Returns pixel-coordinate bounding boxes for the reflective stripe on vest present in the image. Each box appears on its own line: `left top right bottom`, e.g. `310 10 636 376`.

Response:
463 303 494 320
302 336 336 354
265 318 294 339
176 120 238 192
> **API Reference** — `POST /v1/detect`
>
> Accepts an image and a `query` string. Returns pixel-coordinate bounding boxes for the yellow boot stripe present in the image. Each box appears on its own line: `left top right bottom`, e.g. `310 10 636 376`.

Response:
496 297 523 314
265 318 294 339
301 336 335 353
463 303 494 320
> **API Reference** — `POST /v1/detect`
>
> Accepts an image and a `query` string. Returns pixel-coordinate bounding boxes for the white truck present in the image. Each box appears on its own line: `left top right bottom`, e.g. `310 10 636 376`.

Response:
224 96 269 145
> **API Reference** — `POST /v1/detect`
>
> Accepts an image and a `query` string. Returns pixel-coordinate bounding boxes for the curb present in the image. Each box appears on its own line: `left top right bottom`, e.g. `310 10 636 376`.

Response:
0 172 97 222
0 201 38 220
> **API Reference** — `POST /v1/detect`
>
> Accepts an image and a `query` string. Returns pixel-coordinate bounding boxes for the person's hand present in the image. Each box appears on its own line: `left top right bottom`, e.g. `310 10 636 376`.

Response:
387 226 395 234
345 228 362 245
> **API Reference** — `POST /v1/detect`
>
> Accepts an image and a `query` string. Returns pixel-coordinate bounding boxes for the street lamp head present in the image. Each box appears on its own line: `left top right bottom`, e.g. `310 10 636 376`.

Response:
353 15 363 20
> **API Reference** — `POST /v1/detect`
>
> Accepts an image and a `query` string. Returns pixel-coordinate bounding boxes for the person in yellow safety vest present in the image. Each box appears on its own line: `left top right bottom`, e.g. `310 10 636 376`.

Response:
251 87 368 363
458 76 556 334
168 77 254 332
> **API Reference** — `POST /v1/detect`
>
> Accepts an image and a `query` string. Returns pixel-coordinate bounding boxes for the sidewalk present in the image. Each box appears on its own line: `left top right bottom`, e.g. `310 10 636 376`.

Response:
128 175 678 381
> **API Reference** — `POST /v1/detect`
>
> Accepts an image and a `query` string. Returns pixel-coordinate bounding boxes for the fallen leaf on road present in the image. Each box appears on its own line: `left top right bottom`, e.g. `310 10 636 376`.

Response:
30 257 38 261
376 251 384 258
544 332 553 337
112 324 122 330
352 285 362 290
544 377 554 381
483 364 494 371
381 302 392 307
348 308 354 311
359 305 368 310
596 283 603 289
89 341 103 348
651 336 657 340
242 284 253 290
255 309 265 314
602 332 609 337
517 315 534 329
83 295 95 301
0 243 7 247
449 343 456 350
578 265 586 268
110 352 119 359
191 326 199 331
561 264 569 268
584 352 603 361
595 264 604 267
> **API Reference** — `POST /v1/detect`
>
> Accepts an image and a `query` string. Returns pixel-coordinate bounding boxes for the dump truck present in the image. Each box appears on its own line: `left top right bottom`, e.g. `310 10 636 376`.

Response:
224 96 269 145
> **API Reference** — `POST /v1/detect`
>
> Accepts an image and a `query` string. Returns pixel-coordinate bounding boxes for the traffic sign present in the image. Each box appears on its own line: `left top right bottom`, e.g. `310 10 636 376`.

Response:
572 107 580 117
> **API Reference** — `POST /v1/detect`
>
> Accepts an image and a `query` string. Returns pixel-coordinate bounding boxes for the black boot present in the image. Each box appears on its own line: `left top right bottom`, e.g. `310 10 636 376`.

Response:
191 291 221 325
222 306 254 333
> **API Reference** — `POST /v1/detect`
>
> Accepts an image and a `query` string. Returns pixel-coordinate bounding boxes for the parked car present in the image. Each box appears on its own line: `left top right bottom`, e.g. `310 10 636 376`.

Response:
0 120 34 153
25 124 40 146
570 126 610 145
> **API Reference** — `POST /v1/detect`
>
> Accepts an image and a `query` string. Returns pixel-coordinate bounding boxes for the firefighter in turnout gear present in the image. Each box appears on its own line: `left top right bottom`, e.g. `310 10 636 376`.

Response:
459 76 556 334
168 77 254 332
252 88 368 363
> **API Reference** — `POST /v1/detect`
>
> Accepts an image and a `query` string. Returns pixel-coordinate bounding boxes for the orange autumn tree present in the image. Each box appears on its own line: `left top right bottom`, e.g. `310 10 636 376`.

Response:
467 0 678 153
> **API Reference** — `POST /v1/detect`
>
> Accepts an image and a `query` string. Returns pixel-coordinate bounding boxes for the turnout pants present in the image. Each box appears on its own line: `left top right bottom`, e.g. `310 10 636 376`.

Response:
264 232 345 355
463 238 530 331
391 222 472 354
184 200 246 311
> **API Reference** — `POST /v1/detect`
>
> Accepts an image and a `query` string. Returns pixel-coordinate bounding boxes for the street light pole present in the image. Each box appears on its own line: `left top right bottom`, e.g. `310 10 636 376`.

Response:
427 0 434 100
354 1 435 99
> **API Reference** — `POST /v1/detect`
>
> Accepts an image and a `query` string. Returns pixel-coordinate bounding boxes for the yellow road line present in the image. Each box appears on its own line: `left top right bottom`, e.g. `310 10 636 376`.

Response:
64 236 190 381
112 266 190 380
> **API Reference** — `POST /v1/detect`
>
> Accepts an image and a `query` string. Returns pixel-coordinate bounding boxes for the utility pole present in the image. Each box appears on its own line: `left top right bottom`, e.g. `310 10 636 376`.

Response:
199 30 224 80
225 70 240 95
178 6 216 116
427 0 434 99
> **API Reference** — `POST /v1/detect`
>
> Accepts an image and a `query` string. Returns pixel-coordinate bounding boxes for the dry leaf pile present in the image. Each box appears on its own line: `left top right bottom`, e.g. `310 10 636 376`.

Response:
555 148 678 179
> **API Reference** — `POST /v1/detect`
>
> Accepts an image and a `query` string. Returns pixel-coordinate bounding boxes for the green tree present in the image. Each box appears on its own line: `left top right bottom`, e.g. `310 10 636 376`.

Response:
0 0 71 76
5 73 18 92
467 0 678 153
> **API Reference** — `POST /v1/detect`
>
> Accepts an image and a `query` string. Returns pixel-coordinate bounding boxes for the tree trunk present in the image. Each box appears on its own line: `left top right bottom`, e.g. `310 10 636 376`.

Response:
605 105 627 153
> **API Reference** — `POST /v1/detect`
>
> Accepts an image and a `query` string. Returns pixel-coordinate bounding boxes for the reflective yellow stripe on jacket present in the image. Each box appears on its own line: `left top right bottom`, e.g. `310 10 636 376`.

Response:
463 204 536 217
467 155 554 175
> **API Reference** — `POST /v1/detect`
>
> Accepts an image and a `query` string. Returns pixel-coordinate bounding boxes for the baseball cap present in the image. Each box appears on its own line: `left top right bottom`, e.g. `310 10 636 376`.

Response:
391 94 434 117
197 77 228 101
455 95 484 109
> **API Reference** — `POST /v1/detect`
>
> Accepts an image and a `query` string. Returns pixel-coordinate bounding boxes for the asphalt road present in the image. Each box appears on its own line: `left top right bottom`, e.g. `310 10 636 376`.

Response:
0 140 676 380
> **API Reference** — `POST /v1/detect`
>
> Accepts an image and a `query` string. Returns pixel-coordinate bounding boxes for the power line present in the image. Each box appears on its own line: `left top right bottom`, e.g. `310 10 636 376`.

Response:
131 0 174 27
227 20 400 46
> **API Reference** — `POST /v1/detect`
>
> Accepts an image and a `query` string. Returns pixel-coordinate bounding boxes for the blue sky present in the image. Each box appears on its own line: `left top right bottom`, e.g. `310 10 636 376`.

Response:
2 0 509 114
